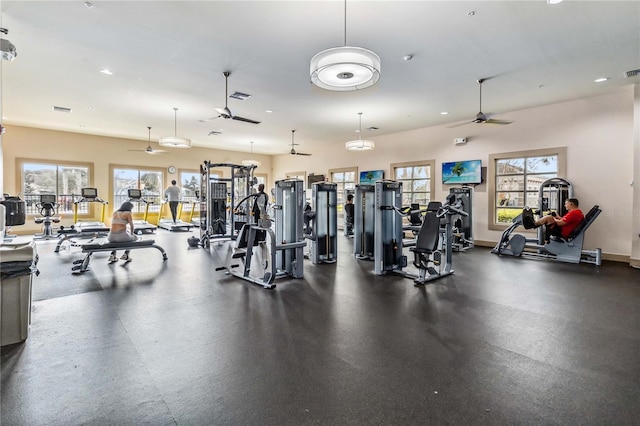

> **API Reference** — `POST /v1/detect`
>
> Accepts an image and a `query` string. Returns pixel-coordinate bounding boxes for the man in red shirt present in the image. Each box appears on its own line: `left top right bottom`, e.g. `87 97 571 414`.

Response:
523 198 584 240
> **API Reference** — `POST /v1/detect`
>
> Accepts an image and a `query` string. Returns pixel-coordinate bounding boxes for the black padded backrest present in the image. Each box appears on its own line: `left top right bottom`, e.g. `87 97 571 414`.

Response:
415 212 440 253
427 201 442 212
567 205 601 240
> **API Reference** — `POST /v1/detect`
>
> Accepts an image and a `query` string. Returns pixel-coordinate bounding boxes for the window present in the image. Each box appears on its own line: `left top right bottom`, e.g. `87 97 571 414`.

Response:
391 160 435 209
19 159 91 215
112 166 164 213
180 170 200 214
329 167 357 222
489 147 566 229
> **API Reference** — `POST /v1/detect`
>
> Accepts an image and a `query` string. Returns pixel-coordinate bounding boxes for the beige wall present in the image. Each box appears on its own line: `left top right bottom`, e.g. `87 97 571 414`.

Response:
1 126 273 232
2 87 637 259
631 85 640 266
273 88 636 259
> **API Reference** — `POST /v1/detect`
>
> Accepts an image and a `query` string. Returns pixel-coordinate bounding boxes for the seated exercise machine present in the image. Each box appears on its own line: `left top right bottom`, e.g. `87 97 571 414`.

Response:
157 199 194 231
214 178 306 289
71 238 167 274
303 182 338 264
127 189 157 234
33 194 61 240
448 186 474 251
353 183 376 260
491 178 602 265
410 195 468 285
55 188 110 252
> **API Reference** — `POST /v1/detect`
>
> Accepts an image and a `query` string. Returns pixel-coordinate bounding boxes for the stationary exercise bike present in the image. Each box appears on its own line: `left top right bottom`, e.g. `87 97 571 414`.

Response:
34 194 61 240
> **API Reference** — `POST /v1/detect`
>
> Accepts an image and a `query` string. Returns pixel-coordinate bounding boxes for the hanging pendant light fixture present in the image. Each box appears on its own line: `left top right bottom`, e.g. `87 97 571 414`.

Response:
345 112 375 151
242 141 261 167
159 107 191 148
310 0 380 91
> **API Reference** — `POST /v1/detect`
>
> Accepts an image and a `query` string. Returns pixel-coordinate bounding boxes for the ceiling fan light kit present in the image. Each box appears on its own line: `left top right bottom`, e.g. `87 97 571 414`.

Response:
310 0 380 91
289 130 312 156
129 126 167 154
159 107 191 148
346 112 375 151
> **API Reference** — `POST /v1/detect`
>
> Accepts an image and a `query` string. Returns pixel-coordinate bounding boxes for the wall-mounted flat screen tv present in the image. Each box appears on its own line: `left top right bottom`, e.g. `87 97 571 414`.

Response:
360 170 384 184
442 160 482 184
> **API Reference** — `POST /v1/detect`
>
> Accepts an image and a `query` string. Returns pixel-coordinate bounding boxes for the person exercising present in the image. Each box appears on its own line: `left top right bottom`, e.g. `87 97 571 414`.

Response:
164 180 182 224
344 193 355 236
523 198 584 241
252 183 269 244
107 201 138 263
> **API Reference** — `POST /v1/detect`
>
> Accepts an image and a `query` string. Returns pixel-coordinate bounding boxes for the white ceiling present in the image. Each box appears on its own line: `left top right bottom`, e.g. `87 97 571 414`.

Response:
1 1 639 155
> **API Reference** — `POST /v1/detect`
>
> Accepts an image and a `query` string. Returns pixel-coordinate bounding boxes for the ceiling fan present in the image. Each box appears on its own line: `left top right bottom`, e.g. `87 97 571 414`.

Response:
449 78 513 128
289 130 311 156
200 71 261 125
128 127 167 154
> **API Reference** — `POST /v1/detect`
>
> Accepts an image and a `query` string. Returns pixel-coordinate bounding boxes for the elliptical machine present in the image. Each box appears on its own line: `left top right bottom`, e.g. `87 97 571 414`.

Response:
34 194 61 240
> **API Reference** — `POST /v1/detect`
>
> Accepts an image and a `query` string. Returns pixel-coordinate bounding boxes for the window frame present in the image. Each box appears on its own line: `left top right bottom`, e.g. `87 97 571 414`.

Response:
179 168 201 214
488 147 567 231
329 166 358 223
110 164 165 214
391 160 436 209
17 157 94 217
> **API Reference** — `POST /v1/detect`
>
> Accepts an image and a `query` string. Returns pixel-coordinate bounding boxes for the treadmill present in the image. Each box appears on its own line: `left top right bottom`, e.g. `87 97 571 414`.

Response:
157 200 194 232
127 189 157 234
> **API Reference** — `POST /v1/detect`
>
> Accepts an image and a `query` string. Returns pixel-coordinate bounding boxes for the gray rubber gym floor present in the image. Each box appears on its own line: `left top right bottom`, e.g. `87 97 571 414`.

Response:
2 230 640 425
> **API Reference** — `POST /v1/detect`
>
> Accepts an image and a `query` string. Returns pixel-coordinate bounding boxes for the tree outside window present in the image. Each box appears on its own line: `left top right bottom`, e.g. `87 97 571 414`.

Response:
21 161 90 215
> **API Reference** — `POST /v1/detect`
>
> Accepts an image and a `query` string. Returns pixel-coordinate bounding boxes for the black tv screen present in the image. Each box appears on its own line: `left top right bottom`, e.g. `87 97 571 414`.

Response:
442 160 482 184
82 187 98 198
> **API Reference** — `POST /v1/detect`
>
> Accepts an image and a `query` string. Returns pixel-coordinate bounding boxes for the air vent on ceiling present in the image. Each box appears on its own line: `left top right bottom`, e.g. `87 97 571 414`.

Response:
626 68 640 78
208 130 222 136
229 91 251 100
52 105 72 113
367 126 379 131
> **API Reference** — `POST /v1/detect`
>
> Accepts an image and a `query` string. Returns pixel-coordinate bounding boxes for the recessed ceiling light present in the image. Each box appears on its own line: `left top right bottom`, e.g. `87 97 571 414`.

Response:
100 68 113 75
84 2 94 8
265 109 274 113
440 111 449 115
467 11 475 16
547 0 563 4
403 55 413 61
594 77 609 83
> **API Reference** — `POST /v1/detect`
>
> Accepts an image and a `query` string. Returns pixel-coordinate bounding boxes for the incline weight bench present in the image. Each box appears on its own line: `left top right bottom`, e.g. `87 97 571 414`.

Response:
71 239 168 273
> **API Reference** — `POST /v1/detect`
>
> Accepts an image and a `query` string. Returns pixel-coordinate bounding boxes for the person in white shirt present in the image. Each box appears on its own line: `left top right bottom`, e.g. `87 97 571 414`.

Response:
164 180 182 224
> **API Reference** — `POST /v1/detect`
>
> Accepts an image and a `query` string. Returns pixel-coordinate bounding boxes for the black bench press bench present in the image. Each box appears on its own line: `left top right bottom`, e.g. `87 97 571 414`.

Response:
72 239 168 273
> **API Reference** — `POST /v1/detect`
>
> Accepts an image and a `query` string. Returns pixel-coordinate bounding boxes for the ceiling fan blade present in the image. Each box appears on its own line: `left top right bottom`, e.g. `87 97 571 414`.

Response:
295 152 312 156
485 119 513 125
447 121 473 128
199 116 221 123
232 115 261 124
